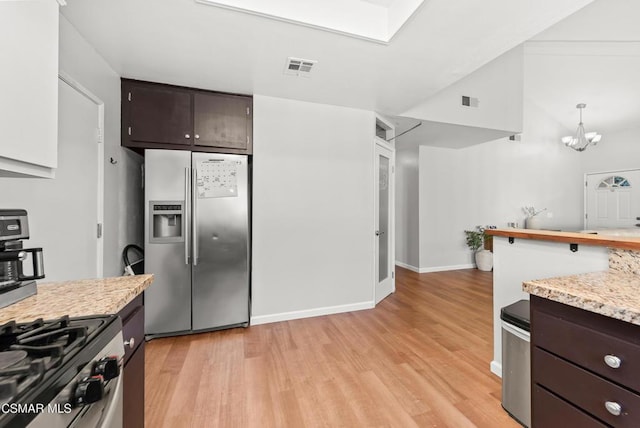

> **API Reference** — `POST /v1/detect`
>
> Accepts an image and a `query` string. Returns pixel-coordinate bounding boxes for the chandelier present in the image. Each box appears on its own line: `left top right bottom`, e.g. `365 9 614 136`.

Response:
561 103 602 152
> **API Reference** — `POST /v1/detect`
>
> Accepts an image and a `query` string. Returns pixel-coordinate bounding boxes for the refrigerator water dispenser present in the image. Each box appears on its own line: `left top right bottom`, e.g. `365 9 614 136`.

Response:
149 202 184 243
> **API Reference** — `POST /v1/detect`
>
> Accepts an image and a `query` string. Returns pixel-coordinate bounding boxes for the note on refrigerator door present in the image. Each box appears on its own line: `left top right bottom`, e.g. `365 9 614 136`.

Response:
196 159 239 198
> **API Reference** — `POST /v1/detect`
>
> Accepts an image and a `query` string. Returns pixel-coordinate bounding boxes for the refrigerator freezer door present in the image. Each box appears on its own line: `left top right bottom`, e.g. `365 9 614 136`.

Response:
191 152 250 331
144 149 192 336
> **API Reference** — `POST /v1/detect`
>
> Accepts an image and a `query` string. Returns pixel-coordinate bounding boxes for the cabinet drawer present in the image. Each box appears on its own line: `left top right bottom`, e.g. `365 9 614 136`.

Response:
533 308 640 392
119 293 143 323
122 305 144 364
534 347 640 427
533 385 607 428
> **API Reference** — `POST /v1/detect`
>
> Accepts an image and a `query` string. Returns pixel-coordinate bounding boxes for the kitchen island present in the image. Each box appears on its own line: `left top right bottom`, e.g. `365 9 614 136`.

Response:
485 228 640 377
0 274 153 428
524 260 640 426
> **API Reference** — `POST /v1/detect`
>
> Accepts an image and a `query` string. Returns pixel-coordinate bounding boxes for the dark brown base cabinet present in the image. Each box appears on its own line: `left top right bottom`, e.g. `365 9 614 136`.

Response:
121 79 252 155
118 294 145 428
531 295 640 427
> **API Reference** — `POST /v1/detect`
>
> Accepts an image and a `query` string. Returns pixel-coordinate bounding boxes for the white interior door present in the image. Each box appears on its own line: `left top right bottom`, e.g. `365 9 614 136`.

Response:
375 143 395 304
585 169 640 230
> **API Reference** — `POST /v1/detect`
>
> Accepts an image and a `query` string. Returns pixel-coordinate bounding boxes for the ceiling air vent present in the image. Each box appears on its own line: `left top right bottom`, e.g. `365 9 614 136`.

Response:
284 57 317 77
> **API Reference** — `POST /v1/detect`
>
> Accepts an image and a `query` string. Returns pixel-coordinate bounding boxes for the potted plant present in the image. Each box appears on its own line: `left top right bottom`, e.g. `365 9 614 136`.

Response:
464 226 493 271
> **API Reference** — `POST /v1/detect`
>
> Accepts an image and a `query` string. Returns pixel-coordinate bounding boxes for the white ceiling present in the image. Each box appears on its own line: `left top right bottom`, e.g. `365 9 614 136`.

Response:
526 0 640 135
61 0 595 116
532 0 640 42
193 0 421 42
361 0 396 7
393 0 640 150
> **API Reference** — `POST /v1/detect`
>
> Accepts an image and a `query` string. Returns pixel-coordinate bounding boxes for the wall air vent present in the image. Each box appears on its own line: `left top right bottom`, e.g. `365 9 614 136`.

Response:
284 57 317 77
461 96 479 108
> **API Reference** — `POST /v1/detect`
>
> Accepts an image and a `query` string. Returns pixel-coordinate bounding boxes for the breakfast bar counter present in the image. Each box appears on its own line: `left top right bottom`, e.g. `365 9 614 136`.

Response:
0 274 153 324
487 228 640 251
485 228 640 378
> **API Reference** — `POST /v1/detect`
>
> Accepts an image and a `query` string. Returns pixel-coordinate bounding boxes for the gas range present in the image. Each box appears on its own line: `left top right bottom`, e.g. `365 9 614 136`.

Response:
0 315 124 428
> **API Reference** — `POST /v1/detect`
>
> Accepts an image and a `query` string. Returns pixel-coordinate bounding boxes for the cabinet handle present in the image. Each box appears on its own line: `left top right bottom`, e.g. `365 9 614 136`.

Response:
185 133 190 139
195 134 200 140
604 354 621 369
605 401 622 416
124 337 135 349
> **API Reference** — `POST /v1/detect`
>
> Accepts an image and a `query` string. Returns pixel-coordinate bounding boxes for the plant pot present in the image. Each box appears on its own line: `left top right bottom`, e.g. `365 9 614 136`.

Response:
475 249 493 271
525 216 541 230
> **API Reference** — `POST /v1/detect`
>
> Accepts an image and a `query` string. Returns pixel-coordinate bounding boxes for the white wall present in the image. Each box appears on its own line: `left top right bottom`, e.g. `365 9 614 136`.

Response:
402 38 640 271
251 95 375 323
395 148 420 269
58 16 144 276
401 45 524 134
580 125 640 175
417 96 583 270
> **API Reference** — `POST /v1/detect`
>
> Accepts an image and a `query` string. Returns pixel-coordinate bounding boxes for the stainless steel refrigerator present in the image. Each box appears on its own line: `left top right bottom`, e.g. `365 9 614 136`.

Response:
144 149 250 338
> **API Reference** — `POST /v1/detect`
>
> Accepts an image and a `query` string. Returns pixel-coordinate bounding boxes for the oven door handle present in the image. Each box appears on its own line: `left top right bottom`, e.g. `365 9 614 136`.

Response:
97 371 124 428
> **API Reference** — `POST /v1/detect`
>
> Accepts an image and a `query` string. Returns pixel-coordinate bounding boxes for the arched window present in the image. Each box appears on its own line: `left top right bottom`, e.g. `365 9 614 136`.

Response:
598 176 631 189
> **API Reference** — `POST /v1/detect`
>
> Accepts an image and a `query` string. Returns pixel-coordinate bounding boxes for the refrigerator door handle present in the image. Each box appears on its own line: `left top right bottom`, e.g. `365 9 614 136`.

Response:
192 167 198 266
184 167 191 265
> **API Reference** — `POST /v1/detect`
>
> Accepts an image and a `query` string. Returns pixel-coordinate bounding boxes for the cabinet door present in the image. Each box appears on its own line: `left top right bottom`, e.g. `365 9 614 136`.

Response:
123 345 145 428
194 92 251 150
127 84 192 146
0 0 58 177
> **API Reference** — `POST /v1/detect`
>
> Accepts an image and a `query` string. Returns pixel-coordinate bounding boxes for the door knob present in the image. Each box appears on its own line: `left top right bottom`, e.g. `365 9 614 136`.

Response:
185 133 190 139
375 230 380 236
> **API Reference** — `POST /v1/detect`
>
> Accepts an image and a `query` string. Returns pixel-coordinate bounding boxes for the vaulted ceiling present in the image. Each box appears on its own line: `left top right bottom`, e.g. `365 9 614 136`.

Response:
61 0 595 117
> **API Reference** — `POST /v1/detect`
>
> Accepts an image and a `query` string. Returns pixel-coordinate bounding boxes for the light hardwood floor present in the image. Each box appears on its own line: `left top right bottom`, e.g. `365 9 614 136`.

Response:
145 267 519 427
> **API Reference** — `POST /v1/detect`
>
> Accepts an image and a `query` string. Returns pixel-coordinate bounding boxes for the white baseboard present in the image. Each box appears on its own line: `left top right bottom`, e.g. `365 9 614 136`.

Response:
395 261 420 272
250 301 375 326
395 262 476 273
490 360 502 378
418 263 476 273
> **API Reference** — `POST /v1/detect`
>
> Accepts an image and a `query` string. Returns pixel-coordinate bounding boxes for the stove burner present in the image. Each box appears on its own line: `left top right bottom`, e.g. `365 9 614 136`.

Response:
0 316 107 404
0 350 27 370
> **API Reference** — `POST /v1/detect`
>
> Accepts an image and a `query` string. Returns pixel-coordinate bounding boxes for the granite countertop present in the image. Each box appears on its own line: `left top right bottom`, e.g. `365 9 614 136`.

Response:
523 270 640 325
0 274 153 325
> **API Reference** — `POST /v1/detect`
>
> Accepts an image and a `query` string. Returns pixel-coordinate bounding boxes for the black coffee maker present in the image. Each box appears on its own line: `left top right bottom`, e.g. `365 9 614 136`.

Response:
0 209 45 308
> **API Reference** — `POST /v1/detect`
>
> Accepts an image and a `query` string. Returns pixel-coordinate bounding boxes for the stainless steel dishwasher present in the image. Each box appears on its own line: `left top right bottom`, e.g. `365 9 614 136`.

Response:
501 299 530 427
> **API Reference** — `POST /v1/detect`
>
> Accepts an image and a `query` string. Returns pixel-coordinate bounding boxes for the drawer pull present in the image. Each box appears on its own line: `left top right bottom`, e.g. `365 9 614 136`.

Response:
604 354 622 369
605 401 622 416
124 337 135 349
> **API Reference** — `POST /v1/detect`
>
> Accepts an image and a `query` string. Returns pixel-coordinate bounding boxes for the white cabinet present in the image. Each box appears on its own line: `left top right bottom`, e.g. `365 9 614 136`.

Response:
0 0 59 178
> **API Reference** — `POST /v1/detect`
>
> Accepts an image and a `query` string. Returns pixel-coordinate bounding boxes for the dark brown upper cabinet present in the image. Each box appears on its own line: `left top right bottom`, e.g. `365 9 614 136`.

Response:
121 79 253 154
128 84 192 146
194 92 252 150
